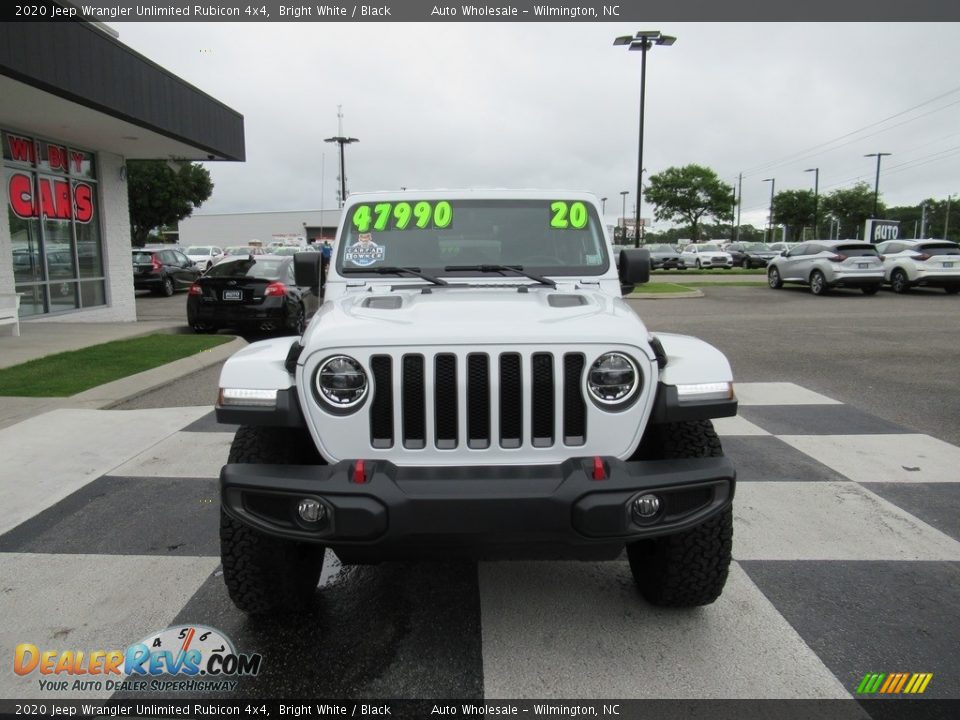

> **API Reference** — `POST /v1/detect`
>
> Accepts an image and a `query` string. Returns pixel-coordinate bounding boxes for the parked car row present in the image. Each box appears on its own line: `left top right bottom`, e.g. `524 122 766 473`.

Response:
766 239 960 295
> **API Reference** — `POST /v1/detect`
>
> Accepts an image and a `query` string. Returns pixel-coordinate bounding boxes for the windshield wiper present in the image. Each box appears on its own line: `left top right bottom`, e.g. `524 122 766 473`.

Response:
341 266 447 286
443 264 556 289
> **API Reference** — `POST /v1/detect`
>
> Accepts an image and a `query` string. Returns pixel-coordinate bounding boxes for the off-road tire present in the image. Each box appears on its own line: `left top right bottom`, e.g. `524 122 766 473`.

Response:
220 426 326 615
627 420 733 607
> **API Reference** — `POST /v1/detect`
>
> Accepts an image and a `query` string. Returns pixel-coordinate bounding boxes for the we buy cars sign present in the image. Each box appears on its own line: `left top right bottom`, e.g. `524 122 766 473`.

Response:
5 134 94 223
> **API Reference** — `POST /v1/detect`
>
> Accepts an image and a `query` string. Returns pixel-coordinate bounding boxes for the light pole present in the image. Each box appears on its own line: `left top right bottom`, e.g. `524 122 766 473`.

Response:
804 167 819 238
601 197 608 215
325 135 359 208
763 178 775 244
920 203 928 238
946 194 955 240
615 30 675 248
735 172 742 242
864 152 891 218
619 190 629 243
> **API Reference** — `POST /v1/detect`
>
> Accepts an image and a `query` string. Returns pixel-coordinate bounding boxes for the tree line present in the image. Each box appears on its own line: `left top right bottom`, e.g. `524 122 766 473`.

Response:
626 164 959 245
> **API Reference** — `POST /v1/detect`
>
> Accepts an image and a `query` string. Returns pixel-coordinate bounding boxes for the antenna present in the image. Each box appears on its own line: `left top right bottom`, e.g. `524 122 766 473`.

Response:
325 105 359 209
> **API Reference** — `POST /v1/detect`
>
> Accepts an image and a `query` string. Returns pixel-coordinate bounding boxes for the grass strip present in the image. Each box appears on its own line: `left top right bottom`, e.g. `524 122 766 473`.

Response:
0 333 232 397
629 283 700 295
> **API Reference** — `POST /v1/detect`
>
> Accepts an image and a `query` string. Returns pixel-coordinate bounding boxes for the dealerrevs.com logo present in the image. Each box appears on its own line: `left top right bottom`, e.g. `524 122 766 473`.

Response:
14 625 262 693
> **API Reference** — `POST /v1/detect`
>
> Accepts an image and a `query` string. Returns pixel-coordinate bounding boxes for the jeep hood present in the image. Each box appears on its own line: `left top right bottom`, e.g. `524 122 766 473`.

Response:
302 287 649 348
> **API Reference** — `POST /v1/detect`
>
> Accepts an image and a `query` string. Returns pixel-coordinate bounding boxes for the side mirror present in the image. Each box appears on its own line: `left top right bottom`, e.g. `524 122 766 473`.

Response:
780 250 788 257
294 252 323 289
619 248 650 295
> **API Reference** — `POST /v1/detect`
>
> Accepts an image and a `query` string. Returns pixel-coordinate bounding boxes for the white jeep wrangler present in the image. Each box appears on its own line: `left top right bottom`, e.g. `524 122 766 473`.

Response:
216 191 737 614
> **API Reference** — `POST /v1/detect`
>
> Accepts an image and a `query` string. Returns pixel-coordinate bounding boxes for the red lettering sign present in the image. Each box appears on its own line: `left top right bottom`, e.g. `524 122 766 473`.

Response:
7 135 36 164
7 173 95 223
47 144 68 172
71 151 84 174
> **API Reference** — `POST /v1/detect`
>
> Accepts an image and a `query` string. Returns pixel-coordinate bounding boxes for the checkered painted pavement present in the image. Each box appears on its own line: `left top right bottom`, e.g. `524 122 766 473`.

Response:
1 383 958 703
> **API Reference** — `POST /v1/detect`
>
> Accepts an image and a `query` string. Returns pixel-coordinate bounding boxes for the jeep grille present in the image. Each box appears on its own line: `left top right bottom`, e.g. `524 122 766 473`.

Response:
369 351 588 451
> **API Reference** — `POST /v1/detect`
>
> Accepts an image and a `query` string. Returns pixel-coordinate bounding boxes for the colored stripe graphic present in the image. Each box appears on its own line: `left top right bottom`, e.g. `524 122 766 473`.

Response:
857 672 932 694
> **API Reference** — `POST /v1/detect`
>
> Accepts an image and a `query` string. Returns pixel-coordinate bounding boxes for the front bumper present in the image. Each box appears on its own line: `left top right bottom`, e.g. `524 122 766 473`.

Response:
220 456 735 560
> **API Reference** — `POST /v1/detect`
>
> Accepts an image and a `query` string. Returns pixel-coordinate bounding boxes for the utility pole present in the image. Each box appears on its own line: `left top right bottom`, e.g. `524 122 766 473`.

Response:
735 172 742 242
805 167 819 238
946 194 954 240
324 105 359 209
864 152 891 218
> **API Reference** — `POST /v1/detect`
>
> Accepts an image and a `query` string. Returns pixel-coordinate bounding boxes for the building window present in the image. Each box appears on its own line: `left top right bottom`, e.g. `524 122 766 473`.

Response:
4 130 106 317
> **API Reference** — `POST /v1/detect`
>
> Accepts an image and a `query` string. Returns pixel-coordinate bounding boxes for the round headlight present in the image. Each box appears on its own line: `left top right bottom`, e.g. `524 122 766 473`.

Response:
587 352 640 407
315 355 368 410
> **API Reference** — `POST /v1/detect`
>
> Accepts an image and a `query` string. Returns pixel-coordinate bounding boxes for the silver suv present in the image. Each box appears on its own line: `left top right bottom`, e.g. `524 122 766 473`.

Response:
875 239 960 294
767 240 884 295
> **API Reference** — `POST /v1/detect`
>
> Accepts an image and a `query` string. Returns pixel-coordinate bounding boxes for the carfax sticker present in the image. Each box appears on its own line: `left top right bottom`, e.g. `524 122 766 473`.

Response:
344 233 385 267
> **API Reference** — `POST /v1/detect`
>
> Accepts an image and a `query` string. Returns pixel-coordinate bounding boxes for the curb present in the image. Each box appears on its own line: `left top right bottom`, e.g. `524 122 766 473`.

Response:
77 335 247 409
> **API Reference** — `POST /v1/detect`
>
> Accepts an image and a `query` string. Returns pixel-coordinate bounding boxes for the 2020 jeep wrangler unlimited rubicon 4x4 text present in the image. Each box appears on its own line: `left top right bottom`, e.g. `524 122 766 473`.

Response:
215 191 737 614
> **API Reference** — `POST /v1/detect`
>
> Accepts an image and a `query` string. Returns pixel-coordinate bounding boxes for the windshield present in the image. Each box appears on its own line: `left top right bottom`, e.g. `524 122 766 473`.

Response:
336 198 608 277
918 243 960 255
746 243 770 251
186 246 211 255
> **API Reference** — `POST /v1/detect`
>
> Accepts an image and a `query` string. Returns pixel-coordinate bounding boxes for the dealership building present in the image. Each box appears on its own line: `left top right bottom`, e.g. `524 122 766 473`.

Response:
1 21 244 323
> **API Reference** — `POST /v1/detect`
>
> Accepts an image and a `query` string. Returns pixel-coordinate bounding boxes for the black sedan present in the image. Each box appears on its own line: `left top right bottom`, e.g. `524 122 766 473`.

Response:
186 254 319 335
725 242 779 269
133 248 201 296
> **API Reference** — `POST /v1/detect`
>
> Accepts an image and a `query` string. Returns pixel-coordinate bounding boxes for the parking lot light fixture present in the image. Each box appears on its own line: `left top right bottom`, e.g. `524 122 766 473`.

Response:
615 30 675 248
763 178 776 244
805 168 819 238
601 197 608 215
864 153 891 218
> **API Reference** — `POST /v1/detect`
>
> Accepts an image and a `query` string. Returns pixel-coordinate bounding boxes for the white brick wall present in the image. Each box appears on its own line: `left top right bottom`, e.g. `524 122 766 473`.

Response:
0 173 12 297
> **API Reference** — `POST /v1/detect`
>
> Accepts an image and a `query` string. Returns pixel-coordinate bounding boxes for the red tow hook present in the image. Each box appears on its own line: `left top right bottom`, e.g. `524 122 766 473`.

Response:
592 456 607 481
352 459 368 484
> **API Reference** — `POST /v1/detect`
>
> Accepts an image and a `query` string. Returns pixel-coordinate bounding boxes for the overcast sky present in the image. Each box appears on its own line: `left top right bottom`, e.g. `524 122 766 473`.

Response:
115 22 960 230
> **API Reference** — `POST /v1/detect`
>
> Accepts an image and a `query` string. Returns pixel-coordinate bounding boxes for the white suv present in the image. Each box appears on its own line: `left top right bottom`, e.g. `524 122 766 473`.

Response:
679 243 733 269
875 239 960 294
767 240 884 295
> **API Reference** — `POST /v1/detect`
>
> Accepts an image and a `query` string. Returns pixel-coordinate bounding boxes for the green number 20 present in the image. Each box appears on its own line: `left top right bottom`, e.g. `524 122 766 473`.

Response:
551 201 588 229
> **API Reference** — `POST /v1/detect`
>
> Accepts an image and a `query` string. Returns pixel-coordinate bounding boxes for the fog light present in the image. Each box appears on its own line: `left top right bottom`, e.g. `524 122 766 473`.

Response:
298 498 326 523
632 494 661 521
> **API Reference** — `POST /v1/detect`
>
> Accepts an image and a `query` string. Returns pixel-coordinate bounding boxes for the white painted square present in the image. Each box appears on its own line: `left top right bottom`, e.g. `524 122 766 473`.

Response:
479 562 849 699
0 407 209 535
0 553 219 699
109 431 233 479
712 415 770 436
779 434 960 484
734 481 960 561
736 382 842 406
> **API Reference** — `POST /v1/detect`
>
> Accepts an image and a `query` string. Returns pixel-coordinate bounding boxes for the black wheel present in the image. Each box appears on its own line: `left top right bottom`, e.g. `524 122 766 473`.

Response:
767 266 783 289
945 286 960 295
891 269 910 294
220 426 326 615
695 259 702 269
627 421 733 607
809 270 828 295
161 276 175 297
861 285 881 296
741 258 751 269
288 305 306 335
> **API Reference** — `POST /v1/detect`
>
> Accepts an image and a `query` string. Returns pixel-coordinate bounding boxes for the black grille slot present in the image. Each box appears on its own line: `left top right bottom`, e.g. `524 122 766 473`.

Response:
402 355 426 449
531 352 554 447
499 353 522 448
563 353 586 446
662 487 714 518
434 354 458 449
369 355 393 448
467 354 490 449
